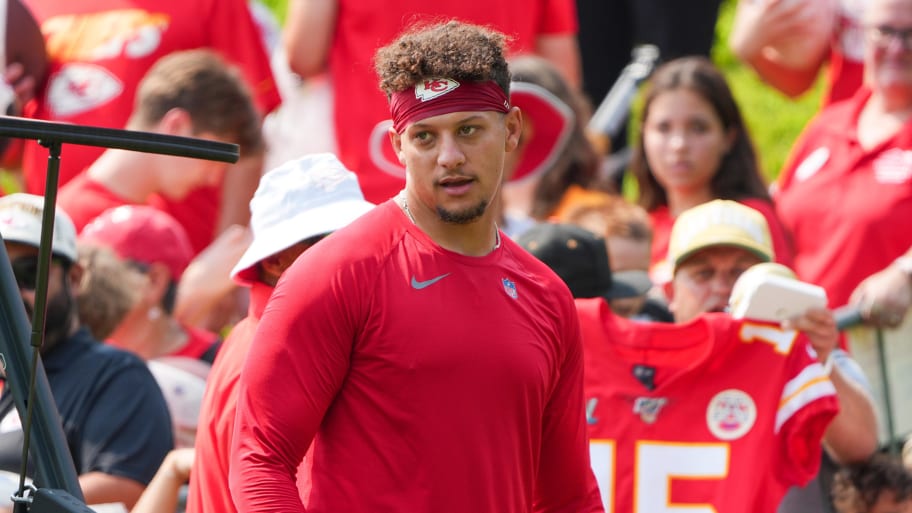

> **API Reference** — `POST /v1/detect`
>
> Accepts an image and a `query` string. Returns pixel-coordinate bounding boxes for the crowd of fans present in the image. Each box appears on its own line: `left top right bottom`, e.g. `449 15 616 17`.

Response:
0 0 910 512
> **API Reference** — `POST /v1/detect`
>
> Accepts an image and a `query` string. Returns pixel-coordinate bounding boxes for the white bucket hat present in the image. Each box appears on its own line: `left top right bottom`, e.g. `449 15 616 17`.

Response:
0 193 78 263
231 153 375 285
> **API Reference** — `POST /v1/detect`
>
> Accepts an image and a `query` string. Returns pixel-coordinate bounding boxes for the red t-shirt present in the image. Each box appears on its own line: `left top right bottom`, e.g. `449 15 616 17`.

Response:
22 0 279 192
648 198 794 285
776 87 912 307
147 185 218 254
230 200 600 512
57 173 131 233
577 298 838 513
327 0 578 203
186 282 273 513
22 0 281 252
169 324 219 363
824 48 863 107
822 1 865 106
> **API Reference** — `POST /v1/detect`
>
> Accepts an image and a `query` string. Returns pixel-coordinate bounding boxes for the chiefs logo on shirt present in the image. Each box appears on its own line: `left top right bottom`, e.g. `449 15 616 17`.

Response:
41 9 169 118
706 389 757 441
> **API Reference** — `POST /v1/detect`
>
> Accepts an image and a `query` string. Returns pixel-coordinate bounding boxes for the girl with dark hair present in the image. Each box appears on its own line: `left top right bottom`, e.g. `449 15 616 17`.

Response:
629 55 793 284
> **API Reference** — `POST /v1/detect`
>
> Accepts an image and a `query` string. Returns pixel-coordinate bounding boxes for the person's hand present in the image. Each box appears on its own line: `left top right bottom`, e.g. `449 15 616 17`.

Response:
2 62 38 113
161 448 195 484
781 306 839 362
174 224 252 328
729 0 826 61
849 264 912 329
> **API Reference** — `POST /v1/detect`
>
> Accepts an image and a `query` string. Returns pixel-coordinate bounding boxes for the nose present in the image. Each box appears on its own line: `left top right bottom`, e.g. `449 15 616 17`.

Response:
668 130 687 151
207 162 228 187
437 133 466 169
709 273 736 301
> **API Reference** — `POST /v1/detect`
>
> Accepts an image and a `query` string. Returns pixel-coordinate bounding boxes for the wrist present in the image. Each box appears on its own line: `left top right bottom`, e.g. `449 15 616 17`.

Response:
820 350 837 376
893 255 912 283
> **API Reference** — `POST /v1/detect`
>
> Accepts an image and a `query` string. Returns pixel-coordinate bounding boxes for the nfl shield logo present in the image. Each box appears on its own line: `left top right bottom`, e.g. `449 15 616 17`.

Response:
633 397 667 424
502 278 518 299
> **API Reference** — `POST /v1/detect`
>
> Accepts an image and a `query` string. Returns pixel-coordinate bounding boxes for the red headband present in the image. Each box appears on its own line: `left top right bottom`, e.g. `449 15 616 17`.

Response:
389 78 510 133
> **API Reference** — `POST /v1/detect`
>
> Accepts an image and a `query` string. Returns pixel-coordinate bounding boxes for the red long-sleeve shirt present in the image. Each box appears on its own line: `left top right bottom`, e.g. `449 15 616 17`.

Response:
230 200 602 513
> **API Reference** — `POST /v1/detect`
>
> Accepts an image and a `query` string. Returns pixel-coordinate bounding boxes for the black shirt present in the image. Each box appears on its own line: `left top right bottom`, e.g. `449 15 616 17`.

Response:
0 328 173 486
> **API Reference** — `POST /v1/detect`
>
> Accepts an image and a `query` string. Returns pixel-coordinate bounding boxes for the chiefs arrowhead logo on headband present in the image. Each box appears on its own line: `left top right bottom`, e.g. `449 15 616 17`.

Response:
415 79 460 101
389 78 510 133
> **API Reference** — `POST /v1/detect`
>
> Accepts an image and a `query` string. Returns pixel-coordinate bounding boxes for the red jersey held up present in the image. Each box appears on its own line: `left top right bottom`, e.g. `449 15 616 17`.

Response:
577 298 838 513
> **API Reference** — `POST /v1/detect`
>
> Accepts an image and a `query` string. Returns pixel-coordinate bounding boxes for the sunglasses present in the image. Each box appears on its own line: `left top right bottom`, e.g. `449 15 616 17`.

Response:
10 255 65 291
865 25 912 51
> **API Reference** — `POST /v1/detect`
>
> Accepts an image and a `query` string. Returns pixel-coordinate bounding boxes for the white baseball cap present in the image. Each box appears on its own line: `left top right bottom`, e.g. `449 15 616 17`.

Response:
668 200 774 274
0 193 78 263
231 153 376 285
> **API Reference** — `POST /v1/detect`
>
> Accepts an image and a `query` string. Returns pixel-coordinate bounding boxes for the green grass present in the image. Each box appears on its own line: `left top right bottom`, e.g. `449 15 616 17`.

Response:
259 0 289 24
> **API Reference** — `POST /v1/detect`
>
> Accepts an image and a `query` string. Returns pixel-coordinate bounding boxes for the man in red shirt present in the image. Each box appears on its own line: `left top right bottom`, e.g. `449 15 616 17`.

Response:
230 21 602 513
186 153 375 513
21 0 280 251
57 49 262 238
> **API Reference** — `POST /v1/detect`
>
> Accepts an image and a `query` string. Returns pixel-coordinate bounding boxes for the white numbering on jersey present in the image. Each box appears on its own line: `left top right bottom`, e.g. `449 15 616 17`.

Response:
739 323 799 354
590 440 729 513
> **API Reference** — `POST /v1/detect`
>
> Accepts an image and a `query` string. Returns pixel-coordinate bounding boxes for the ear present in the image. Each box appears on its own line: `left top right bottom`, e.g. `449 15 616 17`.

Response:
157 108 194 137
504 107 523 153
388 126 406 165
144 262 173 305
66 262 84 292
723 128 737 155
259 251 297 286
662 280 676 311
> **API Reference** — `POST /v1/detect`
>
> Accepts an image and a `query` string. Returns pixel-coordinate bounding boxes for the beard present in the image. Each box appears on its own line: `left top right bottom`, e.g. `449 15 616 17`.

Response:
23 288 74 354
436 198 489 225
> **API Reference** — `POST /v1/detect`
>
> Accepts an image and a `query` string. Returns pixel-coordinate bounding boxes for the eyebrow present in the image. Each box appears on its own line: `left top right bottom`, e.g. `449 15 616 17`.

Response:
410 114 487 130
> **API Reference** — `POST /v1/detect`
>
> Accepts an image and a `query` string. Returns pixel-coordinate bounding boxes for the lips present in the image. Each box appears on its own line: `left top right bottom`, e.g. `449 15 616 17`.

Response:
438 176 475 195
668 161 691 172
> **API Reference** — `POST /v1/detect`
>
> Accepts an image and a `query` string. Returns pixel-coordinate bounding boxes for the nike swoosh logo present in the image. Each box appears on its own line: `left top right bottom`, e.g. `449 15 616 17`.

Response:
411 273 451 290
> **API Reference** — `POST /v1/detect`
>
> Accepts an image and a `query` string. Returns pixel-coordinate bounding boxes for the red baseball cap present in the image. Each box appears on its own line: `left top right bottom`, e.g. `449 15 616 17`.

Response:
80 205 194 281
507 81 574 183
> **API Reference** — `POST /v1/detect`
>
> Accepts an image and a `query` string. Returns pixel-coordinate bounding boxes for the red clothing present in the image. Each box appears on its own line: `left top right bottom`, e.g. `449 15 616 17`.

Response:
577 298 838 513
187 282 273 513
231 200 601 513
147 185 218 254
57 173 132 232
170 324 219 362
776 87 912 308
22 0 280 251
648 198 794 284
327 0 577 203
822 0 864 106
824 48 863 107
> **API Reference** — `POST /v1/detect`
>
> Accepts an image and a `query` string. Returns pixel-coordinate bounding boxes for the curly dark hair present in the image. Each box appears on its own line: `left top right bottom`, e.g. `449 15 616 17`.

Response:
374 20 512 97
629 56 770 212
832 453 912 513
